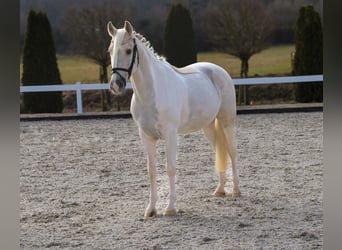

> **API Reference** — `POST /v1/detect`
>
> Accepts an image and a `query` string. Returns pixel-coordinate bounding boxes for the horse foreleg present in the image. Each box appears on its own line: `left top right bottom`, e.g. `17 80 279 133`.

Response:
140 130 158 217
164 129 177 216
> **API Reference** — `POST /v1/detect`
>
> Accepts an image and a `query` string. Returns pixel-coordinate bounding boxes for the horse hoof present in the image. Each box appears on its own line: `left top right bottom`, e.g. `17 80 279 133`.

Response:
232 190 241 198
213 190 226 197
164 209 177 216
144 208 157 218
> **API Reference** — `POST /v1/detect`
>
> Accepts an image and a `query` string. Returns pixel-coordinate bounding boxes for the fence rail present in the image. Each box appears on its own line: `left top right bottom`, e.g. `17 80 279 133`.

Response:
20 75 323 114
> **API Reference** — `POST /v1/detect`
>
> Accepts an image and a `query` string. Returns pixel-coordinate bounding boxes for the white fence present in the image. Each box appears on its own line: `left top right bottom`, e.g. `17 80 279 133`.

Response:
20 75 323 114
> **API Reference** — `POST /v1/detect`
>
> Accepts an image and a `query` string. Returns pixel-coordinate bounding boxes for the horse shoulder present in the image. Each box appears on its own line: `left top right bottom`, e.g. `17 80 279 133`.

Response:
132 108 162 139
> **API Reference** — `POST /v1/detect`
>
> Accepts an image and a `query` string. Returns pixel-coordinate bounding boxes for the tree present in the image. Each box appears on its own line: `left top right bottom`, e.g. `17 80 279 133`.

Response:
268 0 298 44
164 3 197 67
21 9 63 113
293 5 323 103
61 1 131 111
208 0 273 105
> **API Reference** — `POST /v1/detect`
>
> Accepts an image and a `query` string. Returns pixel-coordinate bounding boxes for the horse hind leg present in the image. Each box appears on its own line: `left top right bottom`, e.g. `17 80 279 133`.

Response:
222 121 241 198
203 121 227 197
203 118 241 198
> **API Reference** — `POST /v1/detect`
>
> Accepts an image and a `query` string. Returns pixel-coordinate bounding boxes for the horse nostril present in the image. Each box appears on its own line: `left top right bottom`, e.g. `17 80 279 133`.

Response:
110 82 120 93
111 70 127 94
116 78 126 90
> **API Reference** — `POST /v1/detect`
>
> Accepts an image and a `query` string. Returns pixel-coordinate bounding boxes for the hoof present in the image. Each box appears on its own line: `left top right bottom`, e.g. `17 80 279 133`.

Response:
213 190 226 197
144 208 157 218
164 209 177 216
232 190 241 198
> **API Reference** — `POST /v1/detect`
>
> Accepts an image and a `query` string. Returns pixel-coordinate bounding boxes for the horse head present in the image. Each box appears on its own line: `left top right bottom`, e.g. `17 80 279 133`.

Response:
107 21 138 95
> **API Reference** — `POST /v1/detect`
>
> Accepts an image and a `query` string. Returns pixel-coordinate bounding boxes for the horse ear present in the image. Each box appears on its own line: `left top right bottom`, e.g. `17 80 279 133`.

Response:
124 20 134 35
107 21 117 37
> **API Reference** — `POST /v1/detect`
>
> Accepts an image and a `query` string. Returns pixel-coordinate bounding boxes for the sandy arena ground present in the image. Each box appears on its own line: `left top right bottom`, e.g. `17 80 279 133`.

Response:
20 112 323 249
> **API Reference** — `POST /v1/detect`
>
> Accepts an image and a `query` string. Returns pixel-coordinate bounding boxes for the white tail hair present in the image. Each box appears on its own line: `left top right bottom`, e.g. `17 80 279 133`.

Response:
215 118 229 172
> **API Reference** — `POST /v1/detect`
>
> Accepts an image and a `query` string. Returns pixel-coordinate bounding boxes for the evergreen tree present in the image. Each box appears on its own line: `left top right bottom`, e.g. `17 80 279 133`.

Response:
22 9 63 113
164 3 197 67
293 5 323 103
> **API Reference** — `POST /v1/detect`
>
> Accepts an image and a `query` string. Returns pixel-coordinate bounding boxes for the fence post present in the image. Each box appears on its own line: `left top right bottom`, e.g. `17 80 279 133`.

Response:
76 82 83 115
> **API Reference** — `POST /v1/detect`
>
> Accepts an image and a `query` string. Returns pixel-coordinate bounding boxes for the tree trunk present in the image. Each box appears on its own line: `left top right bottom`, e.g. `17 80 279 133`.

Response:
99 64 111 111
244 59 250 105
239 58 250 105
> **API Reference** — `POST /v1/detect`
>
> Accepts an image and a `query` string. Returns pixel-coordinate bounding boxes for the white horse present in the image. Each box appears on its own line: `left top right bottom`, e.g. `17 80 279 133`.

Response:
107 21 241 217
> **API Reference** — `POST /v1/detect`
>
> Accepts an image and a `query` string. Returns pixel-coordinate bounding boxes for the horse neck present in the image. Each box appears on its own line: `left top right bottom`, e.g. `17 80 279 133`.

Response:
131 40 162 103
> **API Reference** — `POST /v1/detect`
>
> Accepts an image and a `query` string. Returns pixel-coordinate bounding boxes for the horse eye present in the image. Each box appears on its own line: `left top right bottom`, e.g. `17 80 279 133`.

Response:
126 49 132 55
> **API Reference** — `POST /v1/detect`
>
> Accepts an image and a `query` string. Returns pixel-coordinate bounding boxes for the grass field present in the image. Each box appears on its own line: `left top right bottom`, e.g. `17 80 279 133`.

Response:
198 45 295 78
56 55 109 84
20 45 294 84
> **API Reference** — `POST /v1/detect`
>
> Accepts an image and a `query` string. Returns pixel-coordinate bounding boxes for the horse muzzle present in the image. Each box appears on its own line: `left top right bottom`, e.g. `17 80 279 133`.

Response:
109 75 126 96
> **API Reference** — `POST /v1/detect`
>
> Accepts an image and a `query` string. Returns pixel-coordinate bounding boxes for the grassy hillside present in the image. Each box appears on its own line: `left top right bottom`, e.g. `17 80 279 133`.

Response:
56 55 111 84
198 45 294 78
20 45 294 84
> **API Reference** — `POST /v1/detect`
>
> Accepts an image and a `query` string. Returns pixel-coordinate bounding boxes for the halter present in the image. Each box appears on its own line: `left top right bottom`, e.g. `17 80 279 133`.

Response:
112 38 139 86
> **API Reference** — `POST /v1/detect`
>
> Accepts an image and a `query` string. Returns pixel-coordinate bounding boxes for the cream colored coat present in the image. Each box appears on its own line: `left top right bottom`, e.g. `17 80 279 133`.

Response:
107 21 240 217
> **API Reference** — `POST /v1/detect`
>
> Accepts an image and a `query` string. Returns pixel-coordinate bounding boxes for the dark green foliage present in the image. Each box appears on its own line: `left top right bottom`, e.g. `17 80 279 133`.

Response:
164 3 197 67
22 9 63 113
293 5 323 103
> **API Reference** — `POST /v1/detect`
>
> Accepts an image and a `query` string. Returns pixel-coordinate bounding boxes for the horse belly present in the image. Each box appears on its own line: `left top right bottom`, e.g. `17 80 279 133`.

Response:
178 79 220 134
178 111 217 134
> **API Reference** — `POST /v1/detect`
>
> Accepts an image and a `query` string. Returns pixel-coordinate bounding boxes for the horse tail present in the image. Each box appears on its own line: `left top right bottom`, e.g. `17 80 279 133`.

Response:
214 118 229 172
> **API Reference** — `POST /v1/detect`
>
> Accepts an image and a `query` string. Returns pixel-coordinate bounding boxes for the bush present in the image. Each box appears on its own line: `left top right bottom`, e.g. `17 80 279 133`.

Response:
21 9 63 113
293 5 323 103
164 3 197 67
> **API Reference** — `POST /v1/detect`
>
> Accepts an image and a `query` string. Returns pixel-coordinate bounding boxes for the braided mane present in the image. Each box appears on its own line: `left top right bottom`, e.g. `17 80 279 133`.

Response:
134 32 166 61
